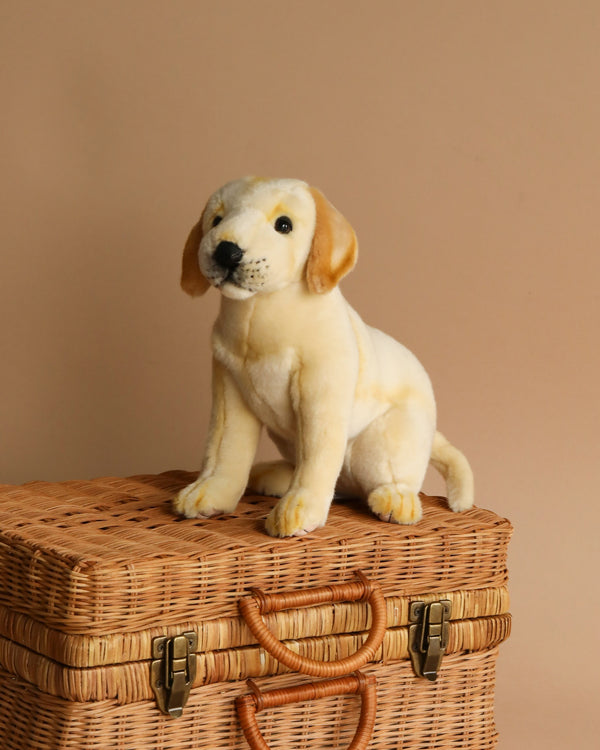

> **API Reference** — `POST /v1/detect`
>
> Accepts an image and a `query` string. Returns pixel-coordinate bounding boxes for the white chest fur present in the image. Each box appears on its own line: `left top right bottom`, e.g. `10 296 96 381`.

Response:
213 335 298 438
211 291 318 439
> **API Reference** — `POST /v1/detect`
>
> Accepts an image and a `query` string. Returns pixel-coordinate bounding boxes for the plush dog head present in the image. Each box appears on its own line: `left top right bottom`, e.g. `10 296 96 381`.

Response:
181 177 358 300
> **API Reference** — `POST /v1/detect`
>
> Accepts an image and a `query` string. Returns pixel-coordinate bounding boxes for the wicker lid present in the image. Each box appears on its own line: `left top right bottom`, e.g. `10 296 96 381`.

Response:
0 471 512 635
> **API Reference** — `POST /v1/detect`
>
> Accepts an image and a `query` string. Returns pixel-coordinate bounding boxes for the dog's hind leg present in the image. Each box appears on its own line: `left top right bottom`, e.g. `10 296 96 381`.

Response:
346 404 435 525
248 461 294 498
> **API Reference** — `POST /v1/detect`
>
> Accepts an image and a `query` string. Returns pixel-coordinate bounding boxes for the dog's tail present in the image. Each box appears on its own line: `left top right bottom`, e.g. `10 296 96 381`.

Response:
430 431 474 512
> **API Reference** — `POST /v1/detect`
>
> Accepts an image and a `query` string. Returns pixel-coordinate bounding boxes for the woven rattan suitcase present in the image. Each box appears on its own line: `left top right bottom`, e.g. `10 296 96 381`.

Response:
0 470 511 749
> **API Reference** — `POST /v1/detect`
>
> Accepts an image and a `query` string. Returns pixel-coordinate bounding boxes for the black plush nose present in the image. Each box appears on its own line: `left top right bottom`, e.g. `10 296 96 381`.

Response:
213 241 244 270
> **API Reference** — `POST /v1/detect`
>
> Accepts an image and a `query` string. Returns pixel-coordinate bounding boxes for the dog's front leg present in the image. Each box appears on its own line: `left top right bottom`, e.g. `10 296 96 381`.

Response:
174 359 261 519
265 365 351 537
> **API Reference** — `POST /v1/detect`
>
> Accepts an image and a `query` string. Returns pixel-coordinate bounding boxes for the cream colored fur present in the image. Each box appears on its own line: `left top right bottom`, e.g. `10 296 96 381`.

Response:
174 177 474 537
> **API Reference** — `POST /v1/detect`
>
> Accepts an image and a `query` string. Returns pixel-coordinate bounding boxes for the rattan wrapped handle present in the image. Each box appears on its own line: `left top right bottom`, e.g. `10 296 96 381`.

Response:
236 672 377 750
238 571 387 677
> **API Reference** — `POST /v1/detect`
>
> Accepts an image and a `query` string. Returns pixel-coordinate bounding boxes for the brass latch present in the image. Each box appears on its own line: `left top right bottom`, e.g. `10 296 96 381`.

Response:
151 632 197 718
408 600 451 681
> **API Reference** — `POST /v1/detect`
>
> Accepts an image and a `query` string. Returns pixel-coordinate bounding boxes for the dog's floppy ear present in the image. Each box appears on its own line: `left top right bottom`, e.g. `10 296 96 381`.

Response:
181 210 210 297
306 187 358 294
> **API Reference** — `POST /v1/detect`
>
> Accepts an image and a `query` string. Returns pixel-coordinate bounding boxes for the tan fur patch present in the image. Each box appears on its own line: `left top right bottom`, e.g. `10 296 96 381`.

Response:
181 207 210 296
266 203 289 224
306 187 357 293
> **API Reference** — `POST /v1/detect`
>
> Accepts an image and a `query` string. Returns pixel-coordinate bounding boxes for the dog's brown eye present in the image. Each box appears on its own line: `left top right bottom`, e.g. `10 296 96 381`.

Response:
274 216 293 234
212 216 223 228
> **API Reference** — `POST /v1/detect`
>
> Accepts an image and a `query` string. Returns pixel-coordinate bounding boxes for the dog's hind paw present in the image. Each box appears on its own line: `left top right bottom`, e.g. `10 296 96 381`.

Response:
248 461 294 498
173 476 240 519
265 489 329 537
368 484 422 525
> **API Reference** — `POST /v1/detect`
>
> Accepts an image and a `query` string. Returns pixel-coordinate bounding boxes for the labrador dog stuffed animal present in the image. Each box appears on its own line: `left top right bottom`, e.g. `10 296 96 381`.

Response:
174 177 474 537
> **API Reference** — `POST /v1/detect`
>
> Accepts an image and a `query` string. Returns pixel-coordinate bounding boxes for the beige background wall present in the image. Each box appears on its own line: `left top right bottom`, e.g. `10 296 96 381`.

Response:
2 1 598 746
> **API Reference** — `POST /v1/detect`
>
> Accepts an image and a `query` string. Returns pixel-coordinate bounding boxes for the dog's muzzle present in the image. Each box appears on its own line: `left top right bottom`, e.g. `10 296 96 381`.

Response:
213 241 244 271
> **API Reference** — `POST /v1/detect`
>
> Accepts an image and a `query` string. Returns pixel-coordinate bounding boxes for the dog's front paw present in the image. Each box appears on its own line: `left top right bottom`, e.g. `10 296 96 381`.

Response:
368 484 423 525
265 489 329 537
173 476 240 519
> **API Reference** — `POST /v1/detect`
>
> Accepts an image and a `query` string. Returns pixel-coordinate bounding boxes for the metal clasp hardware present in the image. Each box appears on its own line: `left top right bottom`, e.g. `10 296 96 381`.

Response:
408 600 451 682
151 632 197 718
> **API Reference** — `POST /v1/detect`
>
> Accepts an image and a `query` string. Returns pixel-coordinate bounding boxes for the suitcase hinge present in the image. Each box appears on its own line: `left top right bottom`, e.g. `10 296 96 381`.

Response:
409 600 451 682
151 632 198 718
